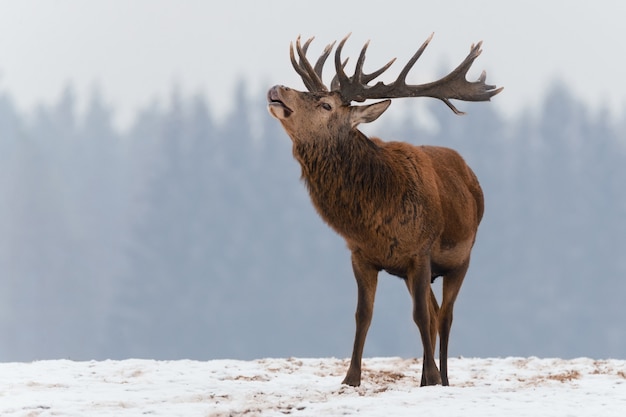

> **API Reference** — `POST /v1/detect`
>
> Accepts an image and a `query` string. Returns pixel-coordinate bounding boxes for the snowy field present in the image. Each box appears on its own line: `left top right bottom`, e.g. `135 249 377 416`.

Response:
1 357 625 416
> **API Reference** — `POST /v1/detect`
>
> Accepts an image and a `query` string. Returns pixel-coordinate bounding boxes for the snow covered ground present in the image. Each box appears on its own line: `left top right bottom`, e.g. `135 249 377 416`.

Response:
1 356 624 416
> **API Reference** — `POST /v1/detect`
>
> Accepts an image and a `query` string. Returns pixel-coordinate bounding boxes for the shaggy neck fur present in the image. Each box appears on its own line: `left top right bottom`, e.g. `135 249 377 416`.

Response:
292 129 401 239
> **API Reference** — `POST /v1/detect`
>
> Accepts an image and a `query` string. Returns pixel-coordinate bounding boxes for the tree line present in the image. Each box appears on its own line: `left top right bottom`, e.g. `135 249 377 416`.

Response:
0 79 624 361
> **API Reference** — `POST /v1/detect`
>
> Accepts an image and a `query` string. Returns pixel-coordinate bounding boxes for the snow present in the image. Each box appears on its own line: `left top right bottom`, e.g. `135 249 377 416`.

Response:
1 357 625 416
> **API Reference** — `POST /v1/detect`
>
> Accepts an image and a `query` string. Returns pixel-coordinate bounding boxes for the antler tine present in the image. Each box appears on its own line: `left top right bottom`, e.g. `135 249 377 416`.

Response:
290 35 328 92
330 58 349 91
334 33 353 95
289 38 314 91
361 57 396 84
300 36 314 56
313 41 336 81
301 37 334 85
350 40 397 85
395 32 433 86
353 40 369 84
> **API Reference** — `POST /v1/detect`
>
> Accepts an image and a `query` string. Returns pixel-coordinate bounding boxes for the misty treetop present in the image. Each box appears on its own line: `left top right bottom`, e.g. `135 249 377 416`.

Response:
0 80 625 362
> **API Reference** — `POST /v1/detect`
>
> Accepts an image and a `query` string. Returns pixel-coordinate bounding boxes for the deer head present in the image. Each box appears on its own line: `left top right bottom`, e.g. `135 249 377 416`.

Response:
267 33 503 142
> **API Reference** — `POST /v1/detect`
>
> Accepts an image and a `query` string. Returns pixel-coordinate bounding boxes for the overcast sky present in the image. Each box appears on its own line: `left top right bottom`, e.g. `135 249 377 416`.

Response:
1 0 625 128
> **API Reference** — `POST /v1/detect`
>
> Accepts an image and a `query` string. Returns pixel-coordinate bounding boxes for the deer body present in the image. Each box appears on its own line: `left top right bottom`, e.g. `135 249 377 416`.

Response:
293 128 483 276
267 35 500 387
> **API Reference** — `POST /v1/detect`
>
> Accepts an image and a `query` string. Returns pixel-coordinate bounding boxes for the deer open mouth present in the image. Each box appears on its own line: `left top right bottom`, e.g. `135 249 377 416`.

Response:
267 87 293 117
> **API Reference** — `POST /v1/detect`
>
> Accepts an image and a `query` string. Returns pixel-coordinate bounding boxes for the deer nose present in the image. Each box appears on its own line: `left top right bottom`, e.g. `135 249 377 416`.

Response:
268 86 281 101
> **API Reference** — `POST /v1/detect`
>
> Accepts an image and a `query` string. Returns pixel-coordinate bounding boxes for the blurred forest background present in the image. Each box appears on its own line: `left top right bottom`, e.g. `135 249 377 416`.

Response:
1 79 625 362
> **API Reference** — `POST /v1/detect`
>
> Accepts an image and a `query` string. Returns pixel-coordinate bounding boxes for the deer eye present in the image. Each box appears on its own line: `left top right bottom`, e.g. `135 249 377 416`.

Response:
321 102 332 111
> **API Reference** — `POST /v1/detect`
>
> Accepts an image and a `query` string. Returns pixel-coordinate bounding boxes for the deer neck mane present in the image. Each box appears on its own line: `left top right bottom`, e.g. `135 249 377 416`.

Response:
292 129 397 236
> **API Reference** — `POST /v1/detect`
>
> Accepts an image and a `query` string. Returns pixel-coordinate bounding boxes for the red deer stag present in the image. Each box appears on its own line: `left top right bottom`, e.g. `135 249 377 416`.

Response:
267 33 502 387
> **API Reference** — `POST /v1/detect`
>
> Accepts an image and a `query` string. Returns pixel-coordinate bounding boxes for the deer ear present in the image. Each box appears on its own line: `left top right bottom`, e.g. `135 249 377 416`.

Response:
349 100 392 128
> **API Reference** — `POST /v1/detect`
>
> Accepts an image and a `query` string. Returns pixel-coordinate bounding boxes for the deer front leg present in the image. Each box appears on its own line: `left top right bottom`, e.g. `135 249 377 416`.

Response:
342 254 378 387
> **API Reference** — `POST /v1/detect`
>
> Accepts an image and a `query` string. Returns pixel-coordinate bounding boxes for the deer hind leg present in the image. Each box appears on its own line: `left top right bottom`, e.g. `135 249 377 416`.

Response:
438 260 469 386
429 287 440 355
342 254 379 387
407 259 442 387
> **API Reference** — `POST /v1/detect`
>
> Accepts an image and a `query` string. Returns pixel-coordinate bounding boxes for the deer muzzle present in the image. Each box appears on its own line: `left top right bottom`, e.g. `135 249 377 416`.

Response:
267 85 293 119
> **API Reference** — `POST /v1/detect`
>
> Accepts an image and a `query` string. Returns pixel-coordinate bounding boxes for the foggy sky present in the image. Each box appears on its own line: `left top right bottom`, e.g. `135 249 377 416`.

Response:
1 0 625 128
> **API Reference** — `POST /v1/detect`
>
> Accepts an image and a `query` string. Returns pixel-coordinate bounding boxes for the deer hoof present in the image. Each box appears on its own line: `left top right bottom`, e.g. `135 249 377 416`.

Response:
342 374 361 387
420 369 442 387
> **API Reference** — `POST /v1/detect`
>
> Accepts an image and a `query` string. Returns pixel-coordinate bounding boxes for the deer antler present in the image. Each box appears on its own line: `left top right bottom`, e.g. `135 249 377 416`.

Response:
290 36 333 93
333 33 503 114
290 34 503 114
